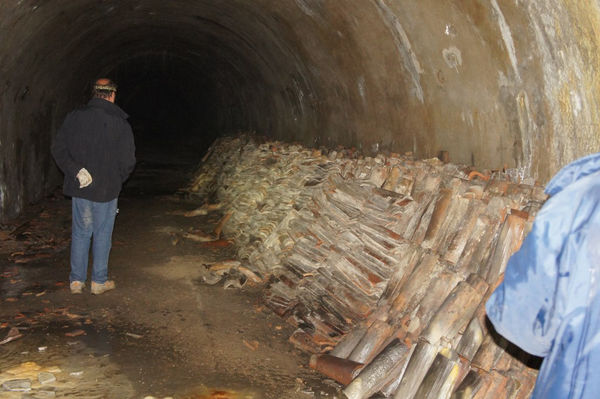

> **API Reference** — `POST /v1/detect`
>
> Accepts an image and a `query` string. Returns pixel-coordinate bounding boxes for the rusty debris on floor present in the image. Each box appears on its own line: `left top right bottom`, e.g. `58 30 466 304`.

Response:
0 193 70 265
181 133 546 398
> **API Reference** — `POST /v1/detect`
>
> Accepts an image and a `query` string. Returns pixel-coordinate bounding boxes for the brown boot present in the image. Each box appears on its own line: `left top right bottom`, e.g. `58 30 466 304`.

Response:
91 280 116 295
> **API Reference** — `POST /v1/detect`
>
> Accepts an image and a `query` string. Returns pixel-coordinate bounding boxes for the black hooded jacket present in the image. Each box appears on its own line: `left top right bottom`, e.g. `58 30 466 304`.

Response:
51 97 136 202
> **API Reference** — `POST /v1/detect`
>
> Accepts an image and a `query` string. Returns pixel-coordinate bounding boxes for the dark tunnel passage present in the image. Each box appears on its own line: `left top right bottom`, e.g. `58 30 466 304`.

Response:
115 56 209 144
112 53 236 162
1 0 600 221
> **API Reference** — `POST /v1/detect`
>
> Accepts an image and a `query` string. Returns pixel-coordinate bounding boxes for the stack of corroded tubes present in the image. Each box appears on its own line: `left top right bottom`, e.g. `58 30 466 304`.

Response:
186 133 545 398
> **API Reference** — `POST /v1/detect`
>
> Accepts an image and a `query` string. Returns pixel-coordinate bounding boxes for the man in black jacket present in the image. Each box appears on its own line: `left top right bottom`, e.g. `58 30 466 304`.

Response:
52 78 136 295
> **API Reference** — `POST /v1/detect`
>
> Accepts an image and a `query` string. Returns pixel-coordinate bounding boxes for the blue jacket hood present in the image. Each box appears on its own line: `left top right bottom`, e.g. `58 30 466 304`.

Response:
545 152 600 196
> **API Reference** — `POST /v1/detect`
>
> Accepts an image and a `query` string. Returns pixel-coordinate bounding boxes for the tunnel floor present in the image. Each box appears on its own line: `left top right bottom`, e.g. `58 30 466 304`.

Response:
0 142 339 398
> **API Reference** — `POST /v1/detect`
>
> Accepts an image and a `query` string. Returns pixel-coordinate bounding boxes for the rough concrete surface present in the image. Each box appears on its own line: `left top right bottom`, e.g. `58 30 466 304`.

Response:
2 1 600 221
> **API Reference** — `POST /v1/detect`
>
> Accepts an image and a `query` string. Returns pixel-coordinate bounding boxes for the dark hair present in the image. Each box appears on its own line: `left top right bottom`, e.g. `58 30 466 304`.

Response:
92 79 117 99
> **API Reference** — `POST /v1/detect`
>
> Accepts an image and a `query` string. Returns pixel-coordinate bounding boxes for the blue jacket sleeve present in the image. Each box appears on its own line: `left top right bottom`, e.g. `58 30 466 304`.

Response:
485 199 570 357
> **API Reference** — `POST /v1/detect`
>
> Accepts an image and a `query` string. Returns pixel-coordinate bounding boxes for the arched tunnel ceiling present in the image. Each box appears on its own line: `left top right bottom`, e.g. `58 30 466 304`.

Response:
1 0 600 220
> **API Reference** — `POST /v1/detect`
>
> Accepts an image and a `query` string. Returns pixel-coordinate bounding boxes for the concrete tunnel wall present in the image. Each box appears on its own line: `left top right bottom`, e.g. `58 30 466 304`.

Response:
1 0 600 222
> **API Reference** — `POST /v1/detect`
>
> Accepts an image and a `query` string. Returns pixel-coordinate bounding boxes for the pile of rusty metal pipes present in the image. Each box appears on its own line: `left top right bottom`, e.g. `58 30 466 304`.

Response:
185 134 546 398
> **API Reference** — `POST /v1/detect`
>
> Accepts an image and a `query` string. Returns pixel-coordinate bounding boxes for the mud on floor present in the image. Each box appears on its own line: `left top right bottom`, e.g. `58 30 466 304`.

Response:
1 190 341 398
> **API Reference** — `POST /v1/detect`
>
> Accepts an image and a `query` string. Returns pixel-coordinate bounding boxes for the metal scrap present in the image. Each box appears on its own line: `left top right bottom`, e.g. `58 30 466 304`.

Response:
184 134 546 398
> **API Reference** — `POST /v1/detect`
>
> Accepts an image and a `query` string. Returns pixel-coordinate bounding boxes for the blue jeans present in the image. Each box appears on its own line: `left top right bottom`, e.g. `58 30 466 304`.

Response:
70 197 118 284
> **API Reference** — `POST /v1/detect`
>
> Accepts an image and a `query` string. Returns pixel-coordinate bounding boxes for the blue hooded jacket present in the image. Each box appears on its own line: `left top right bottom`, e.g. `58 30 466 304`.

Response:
486 153 600 398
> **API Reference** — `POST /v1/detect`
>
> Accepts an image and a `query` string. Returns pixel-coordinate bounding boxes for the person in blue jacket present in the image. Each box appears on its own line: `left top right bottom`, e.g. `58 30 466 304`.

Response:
486 152 600 398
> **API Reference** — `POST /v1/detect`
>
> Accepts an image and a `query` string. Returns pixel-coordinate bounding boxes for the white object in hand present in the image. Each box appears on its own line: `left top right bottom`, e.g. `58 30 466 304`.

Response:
76 168 92 188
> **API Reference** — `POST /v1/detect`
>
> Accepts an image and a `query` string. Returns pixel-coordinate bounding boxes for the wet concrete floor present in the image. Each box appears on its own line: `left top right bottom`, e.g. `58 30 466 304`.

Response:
0 139 341 398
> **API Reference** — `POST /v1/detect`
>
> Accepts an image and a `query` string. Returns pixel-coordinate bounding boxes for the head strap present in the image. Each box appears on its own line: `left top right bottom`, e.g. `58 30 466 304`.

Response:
93 84 117 92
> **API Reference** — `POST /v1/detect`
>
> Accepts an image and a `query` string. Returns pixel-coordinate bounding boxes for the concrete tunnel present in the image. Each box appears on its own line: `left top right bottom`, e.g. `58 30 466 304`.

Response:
1 0 600 217
2 1 600 396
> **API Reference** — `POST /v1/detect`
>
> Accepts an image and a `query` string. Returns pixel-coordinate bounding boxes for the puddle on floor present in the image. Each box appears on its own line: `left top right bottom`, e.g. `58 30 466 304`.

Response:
0 321 281 399
0 326 135 398
1 264 61 300
0 301 344 399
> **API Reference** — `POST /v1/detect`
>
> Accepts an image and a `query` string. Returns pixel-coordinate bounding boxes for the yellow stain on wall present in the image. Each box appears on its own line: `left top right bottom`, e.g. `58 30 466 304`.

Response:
564 2 600 125
557 80 575 122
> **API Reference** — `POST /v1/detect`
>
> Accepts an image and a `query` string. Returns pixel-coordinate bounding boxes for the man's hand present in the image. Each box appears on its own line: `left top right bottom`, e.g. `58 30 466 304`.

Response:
76 168 93 188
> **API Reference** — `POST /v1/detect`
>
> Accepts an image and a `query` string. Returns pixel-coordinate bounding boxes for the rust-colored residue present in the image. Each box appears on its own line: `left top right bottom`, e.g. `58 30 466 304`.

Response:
213 212 232 238
186 389 240 399
199 239 233 248
467 170 490 181
510 208 529 220
309 354 364 385
367 272 383 284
